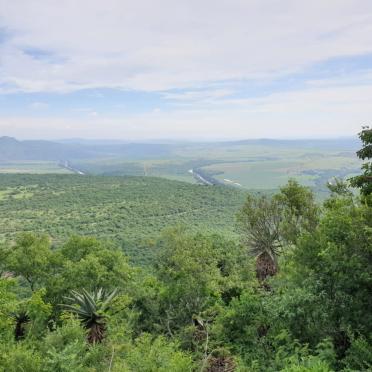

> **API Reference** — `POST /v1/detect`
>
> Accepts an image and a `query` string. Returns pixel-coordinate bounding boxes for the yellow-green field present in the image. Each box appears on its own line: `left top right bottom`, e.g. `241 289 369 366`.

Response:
0 161 73 174
201 154 361 189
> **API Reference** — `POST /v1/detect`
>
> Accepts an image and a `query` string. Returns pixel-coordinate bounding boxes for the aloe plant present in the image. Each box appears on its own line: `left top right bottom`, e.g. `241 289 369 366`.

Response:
62 288 117 344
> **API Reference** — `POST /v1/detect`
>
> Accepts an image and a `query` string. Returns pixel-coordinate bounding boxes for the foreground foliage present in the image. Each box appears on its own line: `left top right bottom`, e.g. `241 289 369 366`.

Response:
0 178 370 371
350 126 372 198
0 133 371 371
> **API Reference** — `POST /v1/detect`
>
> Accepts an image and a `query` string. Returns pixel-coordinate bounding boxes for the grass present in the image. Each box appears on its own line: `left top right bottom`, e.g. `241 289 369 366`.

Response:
0 161 73 174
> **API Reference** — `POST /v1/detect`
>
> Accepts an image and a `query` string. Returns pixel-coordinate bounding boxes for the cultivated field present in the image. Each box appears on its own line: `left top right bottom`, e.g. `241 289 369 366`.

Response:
0 161 73 174
74 140 361 195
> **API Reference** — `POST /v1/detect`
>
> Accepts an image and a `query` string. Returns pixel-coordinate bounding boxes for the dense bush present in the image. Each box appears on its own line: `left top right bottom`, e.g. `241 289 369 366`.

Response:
0 174 246 265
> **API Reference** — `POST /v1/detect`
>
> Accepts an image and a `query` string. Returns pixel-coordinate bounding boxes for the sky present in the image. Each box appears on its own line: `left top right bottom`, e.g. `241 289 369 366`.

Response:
0 0 372 140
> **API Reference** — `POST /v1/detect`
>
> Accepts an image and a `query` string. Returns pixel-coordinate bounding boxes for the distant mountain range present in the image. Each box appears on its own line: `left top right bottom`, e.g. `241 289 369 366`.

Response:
0 137 172 161
0 136 94 161
0 136 360 162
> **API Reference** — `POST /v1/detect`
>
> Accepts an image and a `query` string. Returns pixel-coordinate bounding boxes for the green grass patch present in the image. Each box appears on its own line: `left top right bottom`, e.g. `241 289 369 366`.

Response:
0 161 73 174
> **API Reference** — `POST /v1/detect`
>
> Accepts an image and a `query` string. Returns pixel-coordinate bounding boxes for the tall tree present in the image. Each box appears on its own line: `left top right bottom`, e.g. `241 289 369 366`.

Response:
350 126 372 197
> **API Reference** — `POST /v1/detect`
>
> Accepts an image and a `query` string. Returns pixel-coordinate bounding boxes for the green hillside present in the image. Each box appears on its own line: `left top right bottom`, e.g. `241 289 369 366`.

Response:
0 174 246 264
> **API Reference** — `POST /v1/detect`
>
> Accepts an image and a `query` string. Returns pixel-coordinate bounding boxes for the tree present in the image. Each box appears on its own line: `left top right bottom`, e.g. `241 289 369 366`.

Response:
62 288 118 344
281 196 372 359
350 126 372 197
237 194 283 283
237 181 319 284
327 177 352 197
274 179 318 244
155 227 223 333
45 236 132 306
0 281 17 344
4 234 52 291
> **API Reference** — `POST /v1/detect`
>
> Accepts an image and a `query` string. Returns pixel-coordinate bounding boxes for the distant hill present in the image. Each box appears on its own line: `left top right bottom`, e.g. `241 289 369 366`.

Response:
211 137 361 151
0 137 172 161
0 137 95 161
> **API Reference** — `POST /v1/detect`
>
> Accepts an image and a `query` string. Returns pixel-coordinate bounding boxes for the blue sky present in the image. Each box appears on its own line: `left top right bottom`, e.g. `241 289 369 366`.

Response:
0 0 372 140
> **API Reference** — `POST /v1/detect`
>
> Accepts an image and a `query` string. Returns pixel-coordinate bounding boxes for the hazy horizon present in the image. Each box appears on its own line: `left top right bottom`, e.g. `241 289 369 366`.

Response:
0 134 360 143
1 1 371 139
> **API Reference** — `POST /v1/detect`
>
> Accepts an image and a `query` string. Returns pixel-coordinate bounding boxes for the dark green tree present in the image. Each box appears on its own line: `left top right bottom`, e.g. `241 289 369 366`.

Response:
350 126 372 197
280 196 372 361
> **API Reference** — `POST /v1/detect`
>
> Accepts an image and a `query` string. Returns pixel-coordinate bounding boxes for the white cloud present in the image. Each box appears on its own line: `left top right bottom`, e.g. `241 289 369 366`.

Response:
0 0 372 92
0 0 371 139
162 89 234 104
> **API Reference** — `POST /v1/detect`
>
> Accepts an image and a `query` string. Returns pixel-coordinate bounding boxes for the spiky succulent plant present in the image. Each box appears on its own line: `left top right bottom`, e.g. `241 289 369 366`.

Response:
62 288 117 344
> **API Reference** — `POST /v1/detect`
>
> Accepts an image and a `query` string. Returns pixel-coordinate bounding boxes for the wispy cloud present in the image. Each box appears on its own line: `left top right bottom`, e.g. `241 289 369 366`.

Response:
162 89 234 104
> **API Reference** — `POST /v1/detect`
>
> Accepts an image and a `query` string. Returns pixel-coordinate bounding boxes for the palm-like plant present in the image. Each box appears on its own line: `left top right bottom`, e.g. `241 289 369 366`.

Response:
237 195 282 283
13 310 30 341
62 288 117 344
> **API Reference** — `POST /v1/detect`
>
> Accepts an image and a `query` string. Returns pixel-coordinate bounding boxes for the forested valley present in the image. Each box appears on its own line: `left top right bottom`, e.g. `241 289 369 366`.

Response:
0 128 371 371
